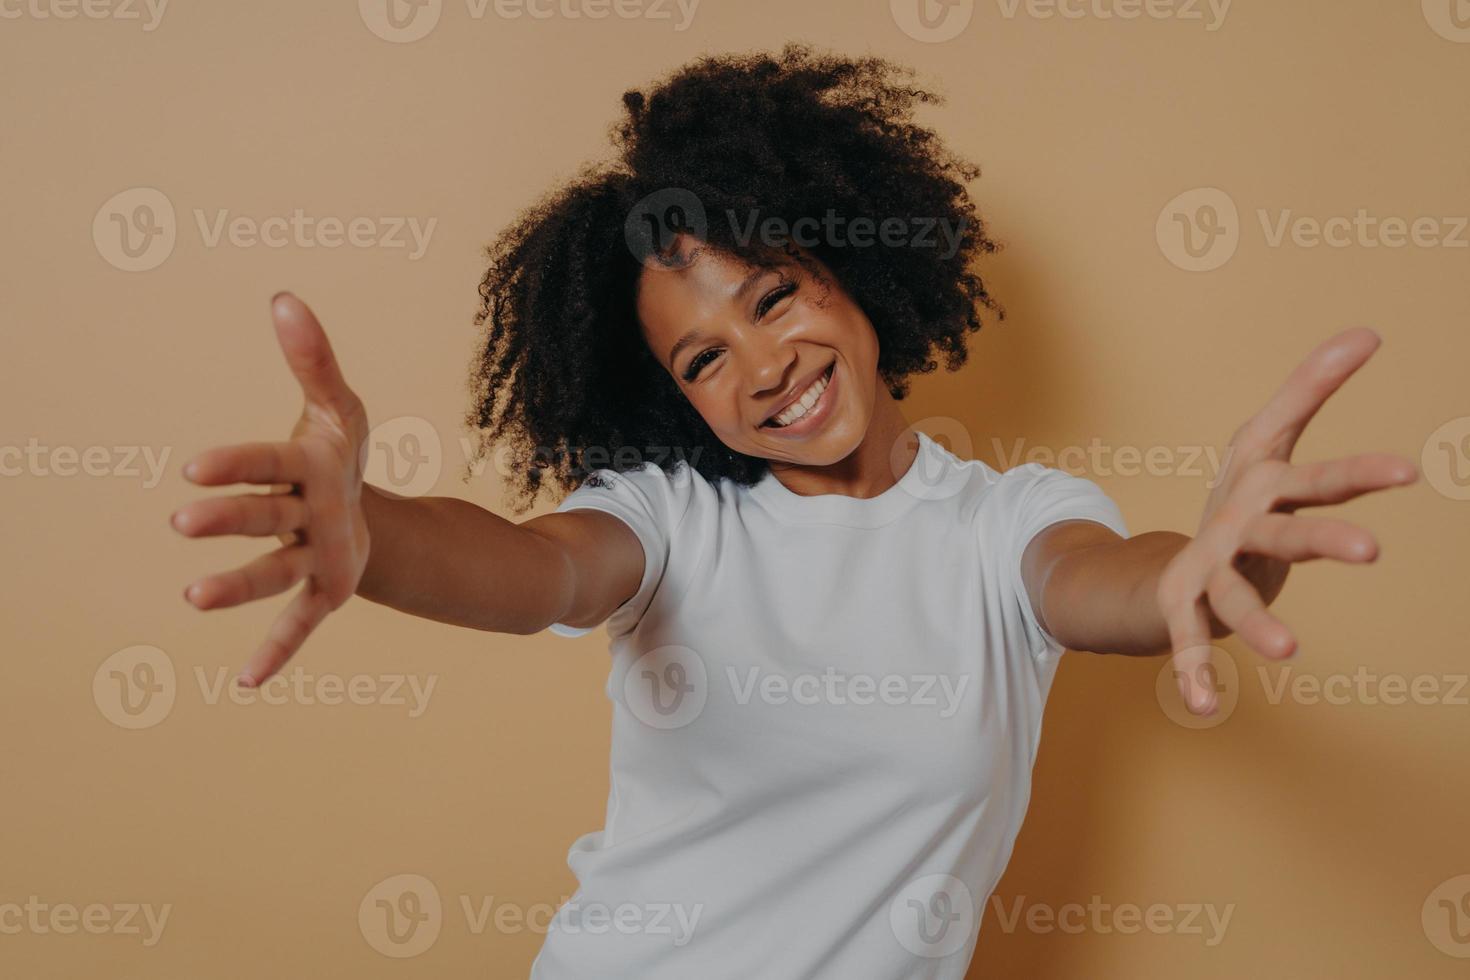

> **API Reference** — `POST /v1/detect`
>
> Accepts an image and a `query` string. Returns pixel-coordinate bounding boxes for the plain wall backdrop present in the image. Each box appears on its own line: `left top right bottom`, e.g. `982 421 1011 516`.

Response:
2 1 1467 976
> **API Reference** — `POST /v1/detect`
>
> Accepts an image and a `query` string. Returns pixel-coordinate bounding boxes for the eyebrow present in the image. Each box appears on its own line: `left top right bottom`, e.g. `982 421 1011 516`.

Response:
665 264 776 373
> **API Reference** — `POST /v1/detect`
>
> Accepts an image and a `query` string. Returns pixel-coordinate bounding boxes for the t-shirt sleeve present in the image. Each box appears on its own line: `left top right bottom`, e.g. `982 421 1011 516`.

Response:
995 462 1131 660
545 462 688 639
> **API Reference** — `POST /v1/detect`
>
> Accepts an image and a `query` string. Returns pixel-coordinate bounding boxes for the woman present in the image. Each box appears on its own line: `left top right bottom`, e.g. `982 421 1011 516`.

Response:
170 45 1418 979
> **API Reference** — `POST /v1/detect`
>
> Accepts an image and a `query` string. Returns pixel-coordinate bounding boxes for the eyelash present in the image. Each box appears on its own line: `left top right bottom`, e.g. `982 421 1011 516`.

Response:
757 278 797 318
682 279 798 383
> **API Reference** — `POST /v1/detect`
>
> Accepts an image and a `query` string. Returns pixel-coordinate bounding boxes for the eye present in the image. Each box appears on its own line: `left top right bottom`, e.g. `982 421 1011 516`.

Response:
682 347 720 383
756 279 797 319
682 276 799 383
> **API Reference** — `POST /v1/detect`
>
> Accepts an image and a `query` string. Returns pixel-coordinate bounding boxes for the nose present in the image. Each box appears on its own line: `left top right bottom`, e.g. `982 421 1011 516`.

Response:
744 340 798 401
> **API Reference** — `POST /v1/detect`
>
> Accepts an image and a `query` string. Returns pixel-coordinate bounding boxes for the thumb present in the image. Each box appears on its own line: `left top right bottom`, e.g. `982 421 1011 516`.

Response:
270 291 358 415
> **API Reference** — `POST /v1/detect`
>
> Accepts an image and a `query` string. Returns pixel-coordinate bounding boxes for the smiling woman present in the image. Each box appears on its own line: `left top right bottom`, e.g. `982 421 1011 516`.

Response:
166 36 1423 980
630 232 915 495
460 43 1005 509
441 44 1134 979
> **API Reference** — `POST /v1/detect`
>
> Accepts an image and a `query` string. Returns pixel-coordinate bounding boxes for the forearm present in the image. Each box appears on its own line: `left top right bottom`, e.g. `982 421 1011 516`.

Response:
1040 529 1194 656
356 483 570 634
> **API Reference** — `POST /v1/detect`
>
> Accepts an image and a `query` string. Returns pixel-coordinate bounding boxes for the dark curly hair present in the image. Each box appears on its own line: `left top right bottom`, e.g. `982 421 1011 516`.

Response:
463 42 1004 513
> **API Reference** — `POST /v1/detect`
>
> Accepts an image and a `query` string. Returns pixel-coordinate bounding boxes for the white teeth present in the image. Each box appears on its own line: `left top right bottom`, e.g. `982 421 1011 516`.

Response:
769 367 830 428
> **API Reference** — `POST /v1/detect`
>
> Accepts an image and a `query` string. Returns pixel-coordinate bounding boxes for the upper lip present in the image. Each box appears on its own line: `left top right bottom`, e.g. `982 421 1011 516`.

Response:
760 361 834 426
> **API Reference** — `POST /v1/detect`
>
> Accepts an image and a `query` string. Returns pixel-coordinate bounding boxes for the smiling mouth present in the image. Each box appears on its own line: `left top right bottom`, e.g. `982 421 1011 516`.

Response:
761 361 836 429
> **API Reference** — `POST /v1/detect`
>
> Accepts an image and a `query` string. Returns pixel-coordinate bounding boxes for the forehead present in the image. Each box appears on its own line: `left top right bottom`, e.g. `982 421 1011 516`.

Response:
635 238 774 349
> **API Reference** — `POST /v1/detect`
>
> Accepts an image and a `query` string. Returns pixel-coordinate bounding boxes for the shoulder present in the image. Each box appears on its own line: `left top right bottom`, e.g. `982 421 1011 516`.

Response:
922 439 1128 540
554 454 709 534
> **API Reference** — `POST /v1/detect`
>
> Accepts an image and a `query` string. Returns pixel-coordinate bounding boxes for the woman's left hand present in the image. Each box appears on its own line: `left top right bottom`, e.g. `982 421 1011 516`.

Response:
1156 327 1419 715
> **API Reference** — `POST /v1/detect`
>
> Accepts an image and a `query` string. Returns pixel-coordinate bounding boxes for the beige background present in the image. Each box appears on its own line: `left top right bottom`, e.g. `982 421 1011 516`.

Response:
3 0 1467 976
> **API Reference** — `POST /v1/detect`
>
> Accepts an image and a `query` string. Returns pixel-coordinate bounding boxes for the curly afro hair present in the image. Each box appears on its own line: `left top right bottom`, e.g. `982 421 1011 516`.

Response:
463 42 1005 513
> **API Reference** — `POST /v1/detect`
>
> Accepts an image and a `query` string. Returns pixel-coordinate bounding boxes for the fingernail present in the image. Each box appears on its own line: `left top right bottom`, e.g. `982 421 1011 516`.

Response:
183 461 198 481
236 672 255 689
184 584 199 605
271 291 289 307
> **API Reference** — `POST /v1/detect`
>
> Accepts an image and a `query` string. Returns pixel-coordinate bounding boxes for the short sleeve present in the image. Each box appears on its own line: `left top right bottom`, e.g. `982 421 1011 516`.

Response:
545 461 690 639
994 462 1131 660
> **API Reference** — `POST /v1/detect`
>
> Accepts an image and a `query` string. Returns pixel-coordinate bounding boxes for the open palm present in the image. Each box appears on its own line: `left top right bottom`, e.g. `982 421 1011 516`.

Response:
1157 326 1419 715
171 293 371 687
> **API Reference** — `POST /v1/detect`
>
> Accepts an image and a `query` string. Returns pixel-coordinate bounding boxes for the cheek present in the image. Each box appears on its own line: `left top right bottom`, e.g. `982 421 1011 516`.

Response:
839 311 879 369
683 379 744 433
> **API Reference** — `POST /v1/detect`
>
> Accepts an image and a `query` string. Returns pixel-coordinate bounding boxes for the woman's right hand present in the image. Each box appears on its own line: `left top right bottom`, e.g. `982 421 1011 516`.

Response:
171 292 372 687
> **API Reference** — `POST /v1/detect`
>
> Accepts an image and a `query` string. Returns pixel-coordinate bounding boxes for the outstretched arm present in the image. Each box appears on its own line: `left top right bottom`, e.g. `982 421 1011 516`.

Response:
1020 327 1420 714
173 292 645 687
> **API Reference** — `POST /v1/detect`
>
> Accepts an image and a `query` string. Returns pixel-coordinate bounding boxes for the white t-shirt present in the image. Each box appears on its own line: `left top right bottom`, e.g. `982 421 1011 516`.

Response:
530 430 1129 979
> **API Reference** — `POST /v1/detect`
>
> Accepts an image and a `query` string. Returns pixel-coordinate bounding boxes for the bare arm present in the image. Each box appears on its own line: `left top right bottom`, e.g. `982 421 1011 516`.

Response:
175 292 644 686
356 483 645 637
1021 522 1190 657
1020 328 1418 716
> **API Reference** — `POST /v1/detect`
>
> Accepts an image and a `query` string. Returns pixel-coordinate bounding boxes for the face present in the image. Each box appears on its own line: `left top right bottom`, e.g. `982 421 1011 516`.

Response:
635 235 882 468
